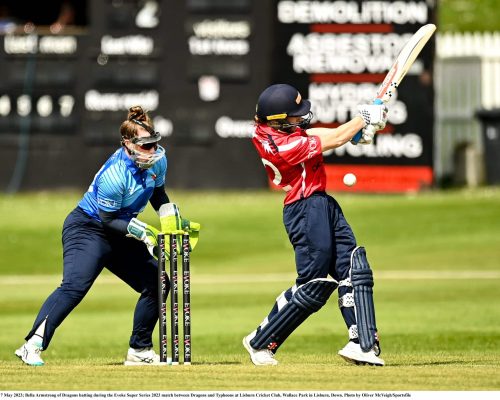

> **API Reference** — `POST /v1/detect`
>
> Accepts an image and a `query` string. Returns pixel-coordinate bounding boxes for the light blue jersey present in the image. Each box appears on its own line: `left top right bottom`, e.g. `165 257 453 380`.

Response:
78 148 167 221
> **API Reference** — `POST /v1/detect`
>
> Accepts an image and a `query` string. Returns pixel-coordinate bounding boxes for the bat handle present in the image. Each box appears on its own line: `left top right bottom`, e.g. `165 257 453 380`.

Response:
351 98 384 145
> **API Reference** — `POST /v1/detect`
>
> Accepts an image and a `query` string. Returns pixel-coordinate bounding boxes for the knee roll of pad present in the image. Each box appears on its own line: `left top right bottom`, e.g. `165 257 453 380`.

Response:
351 246 378 352
292 278 337 312
251 278 338 351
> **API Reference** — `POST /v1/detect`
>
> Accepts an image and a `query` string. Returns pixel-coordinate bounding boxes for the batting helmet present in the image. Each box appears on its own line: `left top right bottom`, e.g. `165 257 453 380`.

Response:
256 84 311 121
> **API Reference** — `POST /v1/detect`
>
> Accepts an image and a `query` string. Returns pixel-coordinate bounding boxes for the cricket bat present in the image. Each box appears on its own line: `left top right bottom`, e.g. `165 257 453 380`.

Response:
351 23 437 144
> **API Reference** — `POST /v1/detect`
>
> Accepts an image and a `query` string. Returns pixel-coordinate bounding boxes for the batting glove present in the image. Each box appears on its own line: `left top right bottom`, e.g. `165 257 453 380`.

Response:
357 103 388 130
357 125 377 145
126 218 161 259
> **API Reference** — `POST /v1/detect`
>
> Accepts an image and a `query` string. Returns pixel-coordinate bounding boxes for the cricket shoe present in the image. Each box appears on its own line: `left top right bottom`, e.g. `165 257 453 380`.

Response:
15 342 45 366
242 332 278 366
338 341 384 366
124 347 162 366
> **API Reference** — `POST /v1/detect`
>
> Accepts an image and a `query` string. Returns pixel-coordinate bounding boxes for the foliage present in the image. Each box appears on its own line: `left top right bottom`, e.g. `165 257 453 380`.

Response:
439 0 500 32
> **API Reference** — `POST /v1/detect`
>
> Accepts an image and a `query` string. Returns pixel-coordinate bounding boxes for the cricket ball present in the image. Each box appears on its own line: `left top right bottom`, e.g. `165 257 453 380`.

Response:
343 173 357 187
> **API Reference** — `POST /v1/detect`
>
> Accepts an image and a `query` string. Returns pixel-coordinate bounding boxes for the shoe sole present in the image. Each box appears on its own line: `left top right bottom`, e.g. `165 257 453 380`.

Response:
242 337 258 365
124 361 167 366
242 337 278 366
338 351 384 367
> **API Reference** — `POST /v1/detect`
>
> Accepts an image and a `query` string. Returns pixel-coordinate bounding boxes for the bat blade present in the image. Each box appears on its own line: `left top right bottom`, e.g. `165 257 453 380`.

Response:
376 23 436 103
351 23 436 145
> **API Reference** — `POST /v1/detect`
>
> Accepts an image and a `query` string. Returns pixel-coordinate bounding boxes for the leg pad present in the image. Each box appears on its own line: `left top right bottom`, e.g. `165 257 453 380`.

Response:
251 278 338 351
351 246 379 352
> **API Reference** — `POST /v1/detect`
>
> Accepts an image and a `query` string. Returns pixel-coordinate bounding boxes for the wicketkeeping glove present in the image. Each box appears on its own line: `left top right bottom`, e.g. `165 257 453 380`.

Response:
158 203 184 234
126 218 161 259
182 220 200 252
158 203 201 251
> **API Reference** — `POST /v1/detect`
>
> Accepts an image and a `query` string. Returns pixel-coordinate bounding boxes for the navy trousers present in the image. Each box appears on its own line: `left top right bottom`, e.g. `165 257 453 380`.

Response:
26 207 164 350
284 192 356 284
282 192 357 328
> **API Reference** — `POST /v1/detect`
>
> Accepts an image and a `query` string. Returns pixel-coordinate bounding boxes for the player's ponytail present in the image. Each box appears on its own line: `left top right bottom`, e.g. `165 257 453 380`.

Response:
128 106 148 123
120 106 153 145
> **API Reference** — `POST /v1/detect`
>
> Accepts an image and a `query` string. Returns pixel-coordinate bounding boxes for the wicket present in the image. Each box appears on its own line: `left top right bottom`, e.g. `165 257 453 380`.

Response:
157 232 191 365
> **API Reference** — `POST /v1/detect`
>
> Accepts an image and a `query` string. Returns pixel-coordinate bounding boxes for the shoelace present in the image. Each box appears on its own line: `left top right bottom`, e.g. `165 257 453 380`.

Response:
132 348 157 362
24 345 42 362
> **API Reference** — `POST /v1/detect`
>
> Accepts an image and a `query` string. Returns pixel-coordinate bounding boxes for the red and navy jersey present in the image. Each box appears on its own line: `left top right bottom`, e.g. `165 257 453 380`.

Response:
252 124 325 205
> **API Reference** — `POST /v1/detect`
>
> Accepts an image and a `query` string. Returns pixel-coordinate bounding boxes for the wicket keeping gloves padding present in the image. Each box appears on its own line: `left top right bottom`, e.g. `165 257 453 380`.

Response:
179 219 201 252
126 218 160 259
185 226 200 252
159 203 184 234
158 203 201 251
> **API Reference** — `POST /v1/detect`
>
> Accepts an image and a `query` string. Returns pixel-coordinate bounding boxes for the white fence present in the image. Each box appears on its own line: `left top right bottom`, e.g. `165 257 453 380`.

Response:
435 32 500 185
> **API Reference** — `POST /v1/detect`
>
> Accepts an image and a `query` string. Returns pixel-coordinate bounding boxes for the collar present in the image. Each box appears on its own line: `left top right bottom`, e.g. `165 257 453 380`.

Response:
257 123 301 136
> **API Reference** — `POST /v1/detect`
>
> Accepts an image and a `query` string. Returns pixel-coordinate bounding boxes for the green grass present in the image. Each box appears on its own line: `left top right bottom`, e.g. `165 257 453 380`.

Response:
1 188 500 390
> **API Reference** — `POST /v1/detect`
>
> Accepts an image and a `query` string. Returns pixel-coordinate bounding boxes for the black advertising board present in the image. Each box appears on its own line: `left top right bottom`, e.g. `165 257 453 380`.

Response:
82 0 166 145
272 0 436 192
161 0 273 189
0 33 82 135
0 0 436 192
0 0 272 190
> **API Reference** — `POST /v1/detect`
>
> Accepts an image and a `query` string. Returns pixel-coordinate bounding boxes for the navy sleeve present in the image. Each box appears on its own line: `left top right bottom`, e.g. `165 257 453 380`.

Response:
149 186 170 211
99 209 130 236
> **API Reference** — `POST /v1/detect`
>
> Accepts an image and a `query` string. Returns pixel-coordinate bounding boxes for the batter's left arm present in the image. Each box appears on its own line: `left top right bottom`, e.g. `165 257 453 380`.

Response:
306 117 365 151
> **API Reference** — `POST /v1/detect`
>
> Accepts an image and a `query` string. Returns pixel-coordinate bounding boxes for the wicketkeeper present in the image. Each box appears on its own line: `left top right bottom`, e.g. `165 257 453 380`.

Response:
243 84 386 366
15 106 200 366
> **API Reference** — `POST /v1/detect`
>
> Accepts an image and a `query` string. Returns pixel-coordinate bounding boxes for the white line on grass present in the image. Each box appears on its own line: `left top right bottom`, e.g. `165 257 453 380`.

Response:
1 270 499 286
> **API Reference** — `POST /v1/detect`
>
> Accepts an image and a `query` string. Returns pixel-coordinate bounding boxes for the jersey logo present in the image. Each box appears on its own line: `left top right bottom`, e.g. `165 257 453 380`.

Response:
258 139 274 155
307 137 319 159
97 198 119 208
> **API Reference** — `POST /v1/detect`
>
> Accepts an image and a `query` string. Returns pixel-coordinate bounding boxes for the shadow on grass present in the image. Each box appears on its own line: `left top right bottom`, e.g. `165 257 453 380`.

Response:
390 359 479 367
109 361 241 366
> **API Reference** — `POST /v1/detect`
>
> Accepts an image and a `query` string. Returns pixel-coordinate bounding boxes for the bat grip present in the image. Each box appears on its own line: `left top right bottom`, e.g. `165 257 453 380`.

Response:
351 98 384 145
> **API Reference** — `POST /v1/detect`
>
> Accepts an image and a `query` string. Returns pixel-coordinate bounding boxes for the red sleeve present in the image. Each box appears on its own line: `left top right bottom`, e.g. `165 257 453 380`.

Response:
275 133 322 165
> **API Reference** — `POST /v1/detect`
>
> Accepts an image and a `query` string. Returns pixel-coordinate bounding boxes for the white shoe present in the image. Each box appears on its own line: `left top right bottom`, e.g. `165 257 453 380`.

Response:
242 333 278 366
124 347 162 366
15 342 44 366
338 341 385 366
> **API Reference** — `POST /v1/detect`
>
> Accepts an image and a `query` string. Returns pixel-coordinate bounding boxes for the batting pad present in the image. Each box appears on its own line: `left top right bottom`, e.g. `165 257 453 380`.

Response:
351 246 378 352
250 278 338 351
